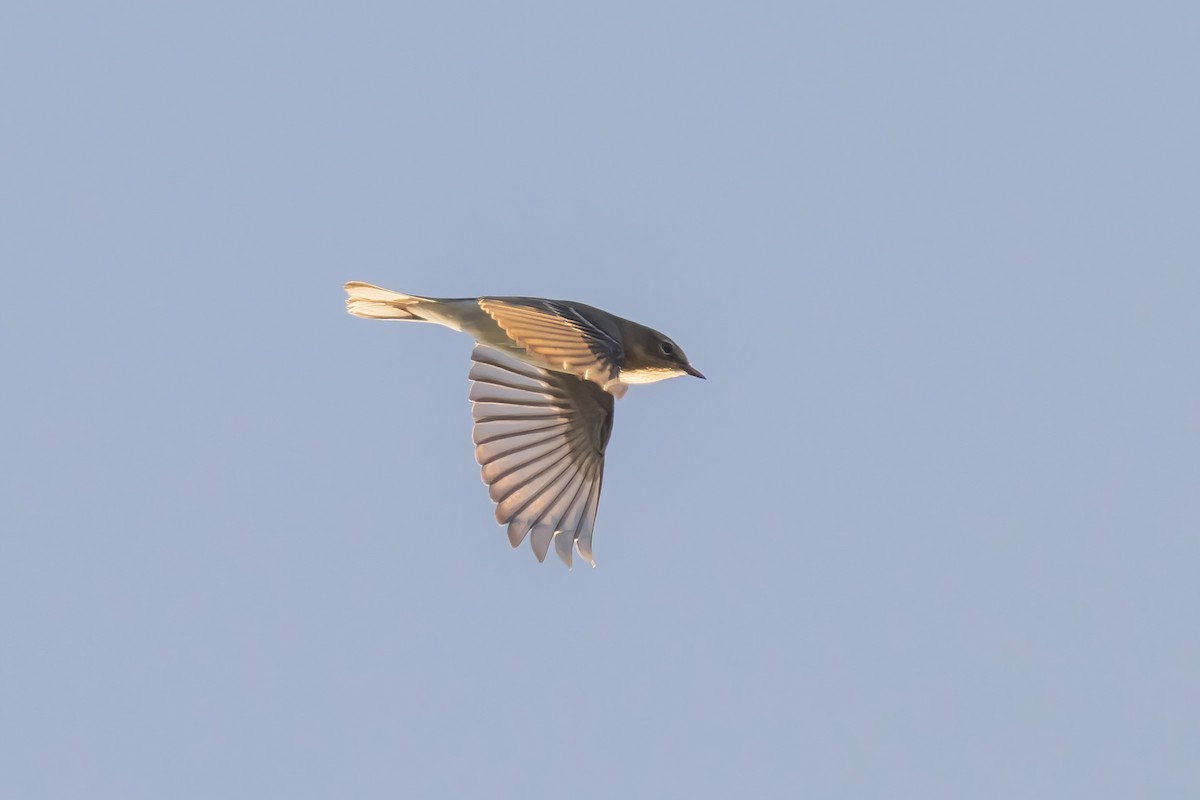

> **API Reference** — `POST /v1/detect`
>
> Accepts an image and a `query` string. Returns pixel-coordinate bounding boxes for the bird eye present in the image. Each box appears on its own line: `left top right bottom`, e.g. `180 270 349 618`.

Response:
659 341 675 356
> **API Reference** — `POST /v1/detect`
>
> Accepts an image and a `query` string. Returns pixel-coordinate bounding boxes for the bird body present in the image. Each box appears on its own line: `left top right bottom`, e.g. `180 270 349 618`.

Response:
344 281 703 567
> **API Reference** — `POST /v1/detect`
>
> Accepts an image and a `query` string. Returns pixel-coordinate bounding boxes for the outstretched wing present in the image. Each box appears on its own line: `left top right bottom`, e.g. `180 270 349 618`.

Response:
468 345 613 567
477 298 624 390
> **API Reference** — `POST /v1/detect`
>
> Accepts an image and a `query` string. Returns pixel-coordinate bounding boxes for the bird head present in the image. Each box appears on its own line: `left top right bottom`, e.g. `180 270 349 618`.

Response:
619 325 705 383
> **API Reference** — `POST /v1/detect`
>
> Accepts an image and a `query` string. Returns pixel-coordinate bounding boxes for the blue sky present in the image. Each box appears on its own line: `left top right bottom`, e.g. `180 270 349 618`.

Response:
3 3 1198 797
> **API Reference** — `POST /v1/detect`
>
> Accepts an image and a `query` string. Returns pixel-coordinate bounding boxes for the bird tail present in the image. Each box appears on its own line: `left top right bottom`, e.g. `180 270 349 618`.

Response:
344 282 433 320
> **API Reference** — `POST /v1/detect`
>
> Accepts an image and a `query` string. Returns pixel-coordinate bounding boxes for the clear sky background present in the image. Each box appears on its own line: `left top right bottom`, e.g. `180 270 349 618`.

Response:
3 3 1198 798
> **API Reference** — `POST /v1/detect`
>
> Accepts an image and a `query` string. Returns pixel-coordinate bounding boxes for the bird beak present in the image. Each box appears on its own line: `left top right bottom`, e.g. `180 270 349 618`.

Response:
683 363 706 379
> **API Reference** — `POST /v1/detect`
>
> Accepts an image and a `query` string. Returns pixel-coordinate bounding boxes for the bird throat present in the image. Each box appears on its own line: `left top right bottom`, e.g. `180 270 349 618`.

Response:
618 366 688 384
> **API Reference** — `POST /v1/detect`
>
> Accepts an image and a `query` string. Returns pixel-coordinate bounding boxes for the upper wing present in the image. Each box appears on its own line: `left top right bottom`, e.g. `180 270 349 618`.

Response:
468 345 613 567
477 298 624 389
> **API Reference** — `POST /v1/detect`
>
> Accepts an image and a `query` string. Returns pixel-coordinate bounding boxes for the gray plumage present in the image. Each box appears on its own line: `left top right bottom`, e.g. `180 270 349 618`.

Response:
344 281 703 567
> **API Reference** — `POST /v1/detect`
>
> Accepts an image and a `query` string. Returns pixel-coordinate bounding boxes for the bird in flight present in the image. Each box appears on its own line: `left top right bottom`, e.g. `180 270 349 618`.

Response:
344 282 704 567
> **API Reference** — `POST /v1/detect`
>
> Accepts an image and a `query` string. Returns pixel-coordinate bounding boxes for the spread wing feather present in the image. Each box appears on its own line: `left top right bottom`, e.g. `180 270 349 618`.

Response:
477 298 623 387
468 345 613 566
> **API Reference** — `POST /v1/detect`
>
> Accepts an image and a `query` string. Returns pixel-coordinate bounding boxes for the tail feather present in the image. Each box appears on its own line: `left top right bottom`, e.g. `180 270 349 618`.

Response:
344 282 431 320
